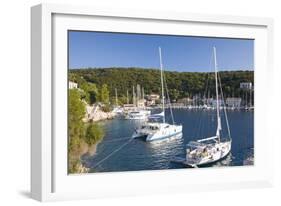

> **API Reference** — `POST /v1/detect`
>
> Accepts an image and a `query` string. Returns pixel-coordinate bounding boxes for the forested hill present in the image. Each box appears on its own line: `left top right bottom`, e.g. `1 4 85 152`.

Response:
69 67 254 100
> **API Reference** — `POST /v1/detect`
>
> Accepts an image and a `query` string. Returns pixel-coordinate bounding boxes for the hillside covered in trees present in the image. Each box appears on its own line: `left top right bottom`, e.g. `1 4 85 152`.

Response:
69 67 254 103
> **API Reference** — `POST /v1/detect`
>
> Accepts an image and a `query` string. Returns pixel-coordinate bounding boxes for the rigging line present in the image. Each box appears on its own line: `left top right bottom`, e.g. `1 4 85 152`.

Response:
194 96 202 137
92 138 134 169
92 135 133 155
196 107 204 138
218 73 232 140
159 47 165 123
96 164 104 172
195 97 202 137
163 71 175 124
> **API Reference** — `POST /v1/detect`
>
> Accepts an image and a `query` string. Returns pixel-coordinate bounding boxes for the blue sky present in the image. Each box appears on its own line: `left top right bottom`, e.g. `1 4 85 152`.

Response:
68 31 254 72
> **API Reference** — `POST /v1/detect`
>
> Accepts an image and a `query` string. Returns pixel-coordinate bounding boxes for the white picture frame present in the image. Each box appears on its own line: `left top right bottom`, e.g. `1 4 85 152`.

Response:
31 3 274 202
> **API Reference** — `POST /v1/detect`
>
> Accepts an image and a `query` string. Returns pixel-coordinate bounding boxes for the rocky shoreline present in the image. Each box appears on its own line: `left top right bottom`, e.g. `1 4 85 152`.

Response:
76 139 100 173
84 104 116 122
77 104 115 173
90 110 116 122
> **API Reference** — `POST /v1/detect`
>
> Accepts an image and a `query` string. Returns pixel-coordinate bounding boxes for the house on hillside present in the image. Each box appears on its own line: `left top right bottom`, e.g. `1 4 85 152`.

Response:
69 81 78 89
146 94 160 106
240 82 253 90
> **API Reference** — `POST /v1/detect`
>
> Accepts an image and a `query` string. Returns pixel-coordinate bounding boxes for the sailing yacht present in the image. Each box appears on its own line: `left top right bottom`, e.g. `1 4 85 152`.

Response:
132 47 182 142
185 47 232 167
112 88 125 116
125 85 151 120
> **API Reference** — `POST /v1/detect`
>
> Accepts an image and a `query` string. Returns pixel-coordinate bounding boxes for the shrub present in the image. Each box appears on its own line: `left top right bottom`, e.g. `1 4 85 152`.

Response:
85 124 105 146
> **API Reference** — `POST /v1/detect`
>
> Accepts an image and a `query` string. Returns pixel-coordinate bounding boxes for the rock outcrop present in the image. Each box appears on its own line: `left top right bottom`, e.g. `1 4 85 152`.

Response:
84 104 116 122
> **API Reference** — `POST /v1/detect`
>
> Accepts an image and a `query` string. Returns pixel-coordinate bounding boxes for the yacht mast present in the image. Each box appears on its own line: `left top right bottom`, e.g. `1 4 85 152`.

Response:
115 88 118 106
127 90 129 104
133 85 136 107
137 84 141 106
159 47 165 123
214 47 221 141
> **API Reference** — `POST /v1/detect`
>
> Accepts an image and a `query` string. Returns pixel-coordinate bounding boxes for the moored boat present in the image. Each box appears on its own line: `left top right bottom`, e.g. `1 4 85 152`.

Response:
132 47 182 142
185 47 232 167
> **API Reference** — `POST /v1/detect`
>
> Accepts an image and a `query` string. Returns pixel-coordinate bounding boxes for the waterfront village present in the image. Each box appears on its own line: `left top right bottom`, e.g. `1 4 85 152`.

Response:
69 80 254 123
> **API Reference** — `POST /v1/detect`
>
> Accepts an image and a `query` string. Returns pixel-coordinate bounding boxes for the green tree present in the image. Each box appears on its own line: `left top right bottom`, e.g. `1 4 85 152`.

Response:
169 89 180 101
68 89 86 173
70 68 254 103
85 124 105 146
88 83 99 104
118 95 128 105
100 84 110 104
79 82 99 105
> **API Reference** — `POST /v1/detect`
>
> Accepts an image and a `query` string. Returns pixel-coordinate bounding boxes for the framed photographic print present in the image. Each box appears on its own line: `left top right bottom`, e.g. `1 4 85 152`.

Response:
31 3 274 201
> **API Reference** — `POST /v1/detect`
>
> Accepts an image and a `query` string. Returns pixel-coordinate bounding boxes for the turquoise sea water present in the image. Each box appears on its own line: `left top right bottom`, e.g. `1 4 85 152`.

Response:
82 109 254 173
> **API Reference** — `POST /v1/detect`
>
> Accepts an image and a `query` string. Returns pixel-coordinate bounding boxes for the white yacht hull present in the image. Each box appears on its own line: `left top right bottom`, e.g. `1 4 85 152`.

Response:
186 140 231 167
146 125 182 142
132 123 183 142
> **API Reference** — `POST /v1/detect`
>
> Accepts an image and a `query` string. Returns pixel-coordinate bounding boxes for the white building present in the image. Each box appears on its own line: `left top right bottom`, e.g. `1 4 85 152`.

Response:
69 81 78 89
240 82 253 90
146 94 160 106
226 97 242 108
137 99 146 108
147 94 160 100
